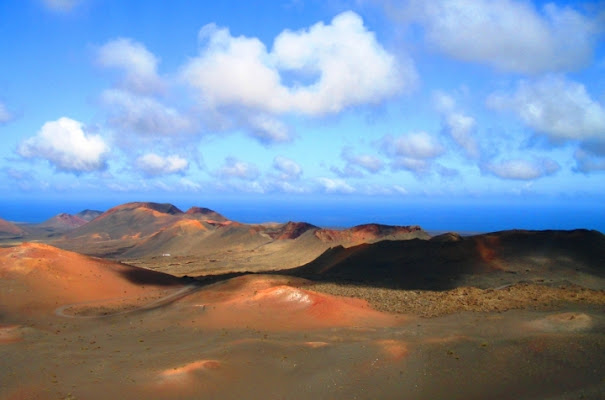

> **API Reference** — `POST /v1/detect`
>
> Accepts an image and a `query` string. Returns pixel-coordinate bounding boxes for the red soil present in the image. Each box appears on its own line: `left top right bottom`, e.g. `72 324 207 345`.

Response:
0 243 183 315
179 275 402 331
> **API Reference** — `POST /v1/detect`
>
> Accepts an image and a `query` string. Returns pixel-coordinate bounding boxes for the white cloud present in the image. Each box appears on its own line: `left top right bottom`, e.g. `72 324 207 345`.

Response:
341 147 384 173
180 11 413 143
317 177 355 194
487 76 605 141
136 153 188 176
433 91 479 159
392 185 408 195
445 113 479 158
97 38 163 94
273 156 302 180
179 178 202 191
216 157 260 180
384 131 445 159
381 132 445 175
266 180 310 194
574 149 605 173
19 117 109 173
405 0 597 73
0 102 13 124
486 158 560 180
391 157 431 174
248 114 292 143
42 0 80 12
101 89 194 136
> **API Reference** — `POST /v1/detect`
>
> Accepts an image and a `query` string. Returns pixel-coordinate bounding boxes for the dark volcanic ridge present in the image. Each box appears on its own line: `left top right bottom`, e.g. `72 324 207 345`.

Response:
284 229 605 290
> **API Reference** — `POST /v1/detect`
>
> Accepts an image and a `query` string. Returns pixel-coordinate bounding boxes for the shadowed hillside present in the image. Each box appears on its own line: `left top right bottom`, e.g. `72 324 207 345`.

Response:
284 229 605 290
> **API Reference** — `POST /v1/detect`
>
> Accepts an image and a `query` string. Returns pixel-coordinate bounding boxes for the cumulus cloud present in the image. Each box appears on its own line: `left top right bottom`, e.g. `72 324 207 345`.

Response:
487 76 605 141
404 0 597 73
433 91 479 159
180 11 413 142
341 147 384 174
486 158 560 180
317 177 355 193
383 131 445 159
381 131 445 174
136 153 188 176
273 156 302 180
19 117 109 173
215 157 260 180
0 102 13 124
97 38 163 94
101 89 194 136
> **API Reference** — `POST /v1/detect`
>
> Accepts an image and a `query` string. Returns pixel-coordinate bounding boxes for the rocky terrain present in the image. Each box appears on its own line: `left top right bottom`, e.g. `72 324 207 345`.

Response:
0 202 604 399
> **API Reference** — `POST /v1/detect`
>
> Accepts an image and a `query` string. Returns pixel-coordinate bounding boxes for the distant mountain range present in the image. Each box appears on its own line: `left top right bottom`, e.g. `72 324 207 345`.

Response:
2 201 604 291
46 202 427 272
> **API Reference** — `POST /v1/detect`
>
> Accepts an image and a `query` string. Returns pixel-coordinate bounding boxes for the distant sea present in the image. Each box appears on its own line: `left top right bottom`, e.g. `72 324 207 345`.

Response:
1 196 603 234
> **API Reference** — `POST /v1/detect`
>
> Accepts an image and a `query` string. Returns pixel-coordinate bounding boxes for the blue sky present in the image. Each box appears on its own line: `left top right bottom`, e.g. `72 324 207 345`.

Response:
1 0 604 230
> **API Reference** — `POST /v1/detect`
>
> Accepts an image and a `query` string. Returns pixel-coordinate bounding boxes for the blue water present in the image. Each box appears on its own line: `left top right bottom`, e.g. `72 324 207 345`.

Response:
1 196 603 233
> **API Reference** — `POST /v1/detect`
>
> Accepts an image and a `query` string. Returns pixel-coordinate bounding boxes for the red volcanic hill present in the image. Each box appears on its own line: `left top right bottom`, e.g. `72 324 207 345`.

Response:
0 242 185 315
0 218 24 237
264 221 319 240
185 207 227 222
64 202 188 241
286 229 605 290
39 213 88 230
75 209 103 222
177 274 400 331
315 223 429 244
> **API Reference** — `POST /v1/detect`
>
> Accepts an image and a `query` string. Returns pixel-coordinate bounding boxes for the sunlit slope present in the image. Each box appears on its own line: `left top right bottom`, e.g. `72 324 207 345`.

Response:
0 242 184 314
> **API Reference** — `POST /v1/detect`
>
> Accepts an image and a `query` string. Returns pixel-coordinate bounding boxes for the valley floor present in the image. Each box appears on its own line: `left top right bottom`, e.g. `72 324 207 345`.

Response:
2 274 604 400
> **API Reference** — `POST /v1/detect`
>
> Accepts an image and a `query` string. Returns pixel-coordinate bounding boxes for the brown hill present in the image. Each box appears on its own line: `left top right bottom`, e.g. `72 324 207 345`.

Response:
0 218 24 237
315 223 429 245
285 229 605 290
49 201 429 276
39 213 88 230
185 207 228 222
64 202 185 240
75 209 103 222
264 221 318 240
0 242 185 315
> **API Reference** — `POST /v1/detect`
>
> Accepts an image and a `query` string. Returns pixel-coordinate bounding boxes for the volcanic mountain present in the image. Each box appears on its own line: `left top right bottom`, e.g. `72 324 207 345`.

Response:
0 218 24 238
286 229 605 290
75 209 103 222
0 242 186 315
39 213 88 231
51 201 429 275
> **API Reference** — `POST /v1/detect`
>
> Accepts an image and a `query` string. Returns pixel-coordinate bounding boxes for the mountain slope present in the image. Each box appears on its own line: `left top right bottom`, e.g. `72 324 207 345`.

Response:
286 229 605 290
0 242 185 315
0 218 24 237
